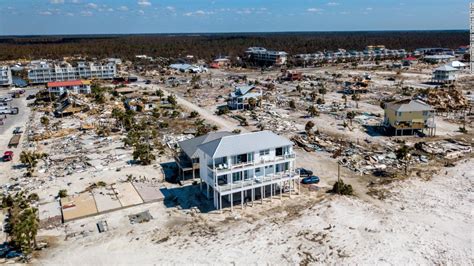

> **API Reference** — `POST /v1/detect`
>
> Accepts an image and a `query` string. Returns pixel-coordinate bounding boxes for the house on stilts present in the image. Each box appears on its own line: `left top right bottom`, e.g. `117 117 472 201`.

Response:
196 131 300 211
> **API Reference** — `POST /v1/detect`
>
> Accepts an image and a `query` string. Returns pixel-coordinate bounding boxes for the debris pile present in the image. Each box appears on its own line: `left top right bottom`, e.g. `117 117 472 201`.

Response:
424 89 469 111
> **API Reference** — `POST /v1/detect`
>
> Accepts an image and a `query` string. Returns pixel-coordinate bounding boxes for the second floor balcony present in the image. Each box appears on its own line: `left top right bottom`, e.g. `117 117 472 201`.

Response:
207 153 296 174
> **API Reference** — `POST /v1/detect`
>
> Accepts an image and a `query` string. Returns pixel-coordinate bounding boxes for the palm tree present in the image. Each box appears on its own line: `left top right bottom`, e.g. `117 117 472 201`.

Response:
9 195 39 256
247 97 257 110
305 121 315 135
396 145 412 175
40 116 49 130
132 143 155 165
346 111 356 126
352 94 360 108
20 151 46 170
155 89 164 99
307 105 319 117
296 85 303 94
288 100 296 109
342 95 347 107
318 84 327 100
310 91 318 102
167 94 177 106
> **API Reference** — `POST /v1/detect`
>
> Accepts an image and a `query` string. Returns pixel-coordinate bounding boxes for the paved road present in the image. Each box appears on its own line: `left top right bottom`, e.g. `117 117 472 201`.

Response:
0 89 36 184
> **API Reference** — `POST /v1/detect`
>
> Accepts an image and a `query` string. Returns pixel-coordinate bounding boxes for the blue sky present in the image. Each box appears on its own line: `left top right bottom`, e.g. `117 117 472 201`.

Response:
0 0 470 35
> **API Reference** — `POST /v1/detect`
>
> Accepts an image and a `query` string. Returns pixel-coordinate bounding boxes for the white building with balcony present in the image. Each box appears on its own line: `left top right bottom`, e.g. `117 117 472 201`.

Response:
47 80 91 95
28 60 117 84
0 66 12 86
197 131 299 211
245 47 288 66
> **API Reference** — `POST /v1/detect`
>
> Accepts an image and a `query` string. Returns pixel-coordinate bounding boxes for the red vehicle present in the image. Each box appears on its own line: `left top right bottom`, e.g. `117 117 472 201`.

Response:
2 151 13 162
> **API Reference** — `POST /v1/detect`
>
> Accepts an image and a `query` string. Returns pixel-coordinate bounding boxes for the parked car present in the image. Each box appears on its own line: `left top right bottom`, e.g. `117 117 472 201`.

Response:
2 151 14 162
0 97 12 102
296 168 313 177
26 94 35 100
301 175 320 184
145 80 151 84
13 127 23 134
5 250 21 259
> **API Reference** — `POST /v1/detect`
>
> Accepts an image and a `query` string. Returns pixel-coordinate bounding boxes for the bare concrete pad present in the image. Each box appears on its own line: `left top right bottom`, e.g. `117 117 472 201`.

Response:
132 182 165 203
93 186 122 213
113 182 143 207
60 192 98 222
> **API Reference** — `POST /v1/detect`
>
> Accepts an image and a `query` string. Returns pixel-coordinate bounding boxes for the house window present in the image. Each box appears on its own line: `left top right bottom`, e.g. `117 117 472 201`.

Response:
232 172 242 182
397 112 402 116
259 149 270 156
255 167 261 174
422 111 428 116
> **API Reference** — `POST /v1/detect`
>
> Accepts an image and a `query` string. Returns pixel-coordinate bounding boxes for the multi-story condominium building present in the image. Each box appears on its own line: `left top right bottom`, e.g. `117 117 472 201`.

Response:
383 99 436 136
227 85 262 110
0 66 12 86
197 131 299 210
28 60 117 84
47 80 91 95
245 47 288 66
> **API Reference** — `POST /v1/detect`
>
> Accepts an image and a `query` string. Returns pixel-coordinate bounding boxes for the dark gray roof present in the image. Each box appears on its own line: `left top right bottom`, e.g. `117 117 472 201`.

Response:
198 130 293 158
178 131 234 159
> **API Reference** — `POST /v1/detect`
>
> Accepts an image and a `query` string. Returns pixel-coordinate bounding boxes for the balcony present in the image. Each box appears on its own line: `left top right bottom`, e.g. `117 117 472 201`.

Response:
216 170 299 195
207 153 296 174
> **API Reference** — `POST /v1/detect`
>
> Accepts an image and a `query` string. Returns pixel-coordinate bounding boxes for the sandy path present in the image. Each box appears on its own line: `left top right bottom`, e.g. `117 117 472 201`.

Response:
159 86 248 132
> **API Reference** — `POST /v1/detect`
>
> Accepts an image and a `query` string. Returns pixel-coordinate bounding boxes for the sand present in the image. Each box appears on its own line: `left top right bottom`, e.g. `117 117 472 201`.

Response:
37 158 473 265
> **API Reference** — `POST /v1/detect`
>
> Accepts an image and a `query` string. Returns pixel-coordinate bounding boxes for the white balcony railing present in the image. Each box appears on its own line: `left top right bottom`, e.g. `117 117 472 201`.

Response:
216 170 299 193
208 153 296 174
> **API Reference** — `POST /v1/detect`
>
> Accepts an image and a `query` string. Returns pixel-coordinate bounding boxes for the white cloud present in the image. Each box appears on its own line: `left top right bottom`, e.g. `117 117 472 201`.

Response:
184 10 213 16
327 2 340 6
50 0 64 4
86 3 98 9
138 9 145 14
39 11 53 15
118 6 129 11
236 8 252 14
138 0 151 7
80 10 93 16
66 12 74 16
365 7 373 11
107 8 114 12
166 6 175 12
307 8 323 13
70 0 80 3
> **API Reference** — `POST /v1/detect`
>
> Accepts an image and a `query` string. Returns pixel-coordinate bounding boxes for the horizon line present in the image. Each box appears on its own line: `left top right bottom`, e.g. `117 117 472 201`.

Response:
0 29 468 38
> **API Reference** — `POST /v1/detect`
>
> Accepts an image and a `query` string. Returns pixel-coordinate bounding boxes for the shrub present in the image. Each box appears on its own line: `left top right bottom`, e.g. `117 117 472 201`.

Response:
330 180 353 195
58 189 68 198
27 193 39 202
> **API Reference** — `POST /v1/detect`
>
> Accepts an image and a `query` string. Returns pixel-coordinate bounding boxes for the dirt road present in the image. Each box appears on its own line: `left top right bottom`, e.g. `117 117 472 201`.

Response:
144 84 248 132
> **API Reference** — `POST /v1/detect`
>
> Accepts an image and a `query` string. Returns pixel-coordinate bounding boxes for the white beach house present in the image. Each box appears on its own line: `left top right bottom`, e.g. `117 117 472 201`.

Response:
197 131 299 210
